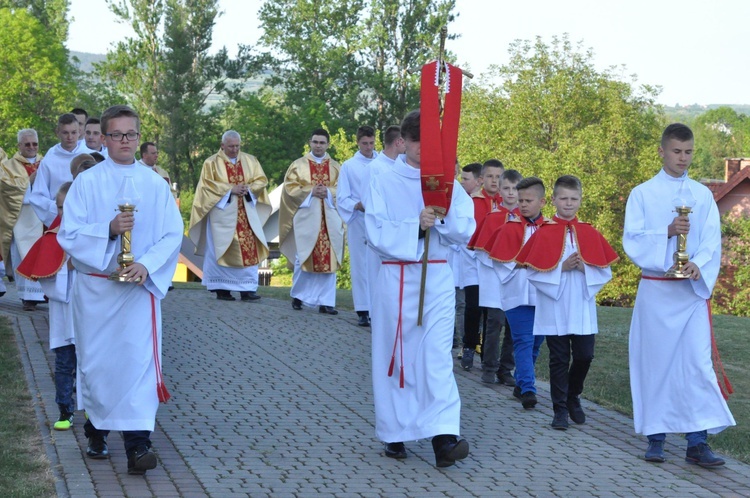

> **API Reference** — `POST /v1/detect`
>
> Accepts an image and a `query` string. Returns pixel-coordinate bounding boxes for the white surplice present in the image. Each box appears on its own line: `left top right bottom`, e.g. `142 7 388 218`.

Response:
38 260 76 350
364 155 475 442
58 159 183 431
337 150 378 311
528 226 612 336
31 142 94 227
623 169 735 436
363 152 396 310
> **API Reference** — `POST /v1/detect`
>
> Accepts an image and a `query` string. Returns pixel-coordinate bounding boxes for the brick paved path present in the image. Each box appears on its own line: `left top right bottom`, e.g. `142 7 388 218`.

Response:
3 283 749 497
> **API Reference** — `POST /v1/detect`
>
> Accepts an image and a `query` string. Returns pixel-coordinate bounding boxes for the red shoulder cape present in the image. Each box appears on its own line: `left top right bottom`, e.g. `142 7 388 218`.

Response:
468 207 512 251
515 217 619 271
16 215 65 281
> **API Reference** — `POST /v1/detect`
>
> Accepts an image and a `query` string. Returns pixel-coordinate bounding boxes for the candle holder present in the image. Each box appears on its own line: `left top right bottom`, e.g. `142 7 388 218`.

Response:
109 176 141 283
664 181 696 279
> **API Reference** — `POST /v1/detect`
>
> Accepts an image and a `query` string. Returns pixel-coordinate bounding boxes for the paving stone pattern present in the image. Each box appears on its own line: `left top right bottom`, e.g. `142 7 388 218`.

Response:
3 283 749 497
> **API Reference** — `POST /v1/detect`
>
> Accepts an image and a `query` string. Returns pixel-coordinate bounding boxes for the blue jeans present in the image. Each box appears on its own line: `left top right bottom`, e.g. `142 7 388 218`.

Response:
54 344 76 414
506 306 544 394
648 430 707 447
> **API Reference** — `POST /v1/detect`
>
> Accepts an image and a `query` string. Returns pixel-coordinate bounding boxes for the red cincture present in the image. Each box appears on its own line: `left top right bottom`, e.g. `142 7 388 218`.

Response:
381 260 447 388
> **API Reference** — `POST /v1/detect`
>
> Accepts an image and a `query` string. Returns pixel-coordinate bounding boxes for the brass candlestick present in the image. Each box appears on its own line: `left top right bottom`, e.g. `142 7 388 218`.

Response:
664 205 692 279
109 176 141 283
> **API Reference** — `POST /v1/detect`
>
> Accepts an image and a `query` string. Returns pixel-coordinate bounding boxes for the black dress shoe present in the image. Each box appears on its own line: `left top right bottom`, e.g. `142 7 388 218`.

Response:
292 298 302 310
357 314 370 327
216 290 236 301
551 411 569 430
319 305 338 315
568 396 586 424
432 435 469 468
127 445 157 475
86 434 109 459
240 291 261 301
384 442 407 459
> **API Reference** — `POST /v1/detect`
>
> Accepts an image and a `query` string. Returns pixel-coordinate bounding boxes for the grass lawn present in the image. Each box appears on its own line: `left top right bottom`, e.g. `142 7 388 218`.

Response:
535 306 750 464
0 317 55 497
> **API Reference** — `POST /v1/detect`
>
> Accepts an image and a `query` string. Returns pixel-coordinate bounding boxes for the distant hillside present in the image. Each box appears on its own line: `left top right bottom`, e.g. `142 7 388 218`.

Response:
664 104 750 120
70 51 106 72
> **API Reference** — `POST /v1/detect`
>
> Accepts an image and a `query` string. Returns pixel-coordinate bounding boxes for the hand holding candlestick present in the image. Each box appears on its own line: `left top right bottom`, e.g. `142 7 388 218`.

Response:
665 180 696 279
109 176 143 283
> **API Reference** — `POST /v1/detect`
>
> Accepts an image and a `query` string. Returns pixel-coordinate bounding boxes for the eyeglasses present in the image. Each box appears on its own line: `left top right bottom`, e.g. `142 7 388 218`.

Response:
23 142 39 147
105 132 140 142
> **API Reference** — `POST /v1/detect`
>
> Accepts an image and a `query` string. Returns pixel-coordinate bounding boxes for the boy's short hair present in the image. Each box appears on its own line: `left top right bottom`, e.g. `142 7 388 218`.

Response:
400 110 420 142
57 113 78 127
356 126 375 141
661 123 693 146
516 176 545 198
85 117 100 127
70 108 88 119
310 128 330 142
90 152 106 163
383 125 401 146
100 105 140 135
553 175 582 195
482 159 504 175
501 169 523 184
70 153 96 177
462 163 482 179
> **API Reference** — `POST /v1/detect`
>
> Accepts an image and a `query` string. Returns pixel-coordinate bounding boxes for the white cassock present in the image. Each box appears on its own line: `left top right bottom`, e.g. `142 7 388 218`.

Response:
30 142 95 227
337 150 378 311
362 153 396 310
528 227 612 336
477 251 501 309
365 155 475 442
38 260 76 350
11 186 45 301
58 159 182 431
623 169 735 436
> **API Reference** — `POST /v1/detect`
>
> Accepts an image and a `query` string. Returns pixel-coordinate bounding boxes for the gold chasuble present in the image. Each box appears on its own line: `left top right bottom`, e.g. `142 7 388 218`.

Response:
279 154 345 273
189 150 271 267
0 152 44 262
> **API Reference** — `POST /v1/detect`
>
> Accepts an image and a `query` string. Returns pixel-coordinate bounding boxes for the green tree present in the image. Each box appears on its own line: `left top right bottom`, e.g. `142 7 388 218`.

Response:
0 7 75 150
714 214 750 317
689 107 750 181
459 35 665 305
1 0 70 44
361 0 456 130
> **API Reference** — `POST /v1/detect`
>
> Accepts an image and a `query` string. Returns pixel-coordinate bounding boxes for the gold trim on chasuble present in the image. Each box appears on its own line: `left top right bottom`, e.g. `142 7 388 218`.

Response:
225 160 260 266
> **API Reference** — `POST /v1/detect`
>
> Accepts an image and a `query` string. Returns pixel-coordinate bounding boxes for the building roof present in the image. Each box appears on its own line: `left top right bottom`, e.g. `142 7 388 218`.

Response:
711 166 750 203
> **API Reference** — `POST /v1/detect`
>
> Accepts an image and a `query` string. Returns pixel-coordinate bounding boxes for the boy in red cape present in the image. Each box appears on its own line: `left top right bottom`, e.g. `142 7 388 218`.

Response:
488 177 548 408
515 175 618 429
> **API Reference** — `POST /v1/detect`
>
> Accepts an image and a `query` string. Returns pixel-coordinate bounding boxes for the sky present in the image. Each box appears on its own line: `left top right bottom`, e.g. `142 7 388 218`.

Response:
67 0 750 106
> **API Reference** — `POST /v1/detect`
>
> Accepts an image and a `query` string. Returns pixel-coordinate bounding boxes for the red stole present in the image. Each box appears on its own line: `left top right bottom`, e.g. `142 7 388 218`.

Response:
23 159 41 177
420 61 462 216
515 216 619 271
309 159 334 272
468 205 518 251
16 215 65 280
488 215 545 262
225 159 259 266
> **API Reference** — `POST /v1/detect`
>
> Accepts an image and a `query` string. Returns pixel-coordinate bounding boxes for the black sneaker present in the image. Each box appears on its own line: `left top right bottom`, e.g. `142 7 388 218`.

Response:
498 372 516 386
521 391 537 409
685 443 725 468
568 396 586 424
86 434 109 459
512 386 522 400
432 435 470 468
551 411 569 430
127 445 158 475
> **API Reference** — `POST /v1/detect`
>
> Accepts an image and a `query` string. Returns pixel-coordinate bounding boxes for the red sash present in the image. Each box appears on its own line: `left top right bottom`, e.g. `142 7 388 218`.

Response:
420 61 462 216
515 217 619 271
